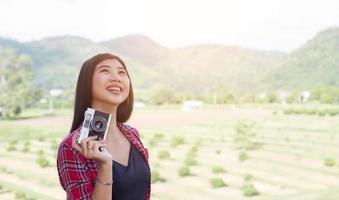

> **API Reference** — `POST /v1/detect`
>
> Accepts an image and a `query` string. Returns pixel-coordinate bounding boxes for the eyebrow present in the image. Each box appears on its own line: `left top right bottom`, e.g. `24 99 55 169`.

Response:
97 65 126 71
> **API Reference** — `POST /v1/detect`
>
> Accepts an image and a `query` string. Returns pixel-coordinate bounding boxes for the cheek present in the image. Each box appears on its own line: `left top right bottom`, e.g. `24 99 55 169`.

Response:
91 76 105 96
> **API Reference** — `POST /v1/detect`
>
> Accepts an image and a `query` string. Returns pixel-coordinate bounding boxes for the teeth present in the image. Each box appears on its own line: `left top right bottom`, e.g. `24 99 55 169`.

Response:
107 86 121 91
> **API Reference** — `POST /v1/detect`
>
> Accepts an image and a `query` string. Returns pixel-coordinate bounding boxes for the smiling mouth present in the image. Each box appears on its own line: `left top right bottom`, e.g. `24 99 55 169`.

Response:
107 86 122 94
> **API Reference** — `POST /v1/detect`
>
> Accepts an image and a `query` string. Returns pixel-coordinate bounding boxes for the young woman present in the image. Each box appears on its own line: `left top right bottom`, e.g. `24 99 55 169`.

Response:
57 53 151 200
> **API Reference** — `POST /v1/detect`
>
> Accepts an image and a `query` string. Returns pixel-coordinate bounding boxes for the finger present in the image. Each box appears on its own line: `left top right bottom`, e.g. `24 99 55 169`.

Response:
71 133 82 152
87 140 95 150
80 139 88 156
87 135 99 141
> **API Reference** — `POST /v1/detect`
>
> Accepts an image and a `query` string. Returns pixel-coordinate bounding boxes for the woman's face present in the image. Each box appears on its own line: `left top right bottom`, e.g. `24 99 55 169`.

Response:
91 58 130 110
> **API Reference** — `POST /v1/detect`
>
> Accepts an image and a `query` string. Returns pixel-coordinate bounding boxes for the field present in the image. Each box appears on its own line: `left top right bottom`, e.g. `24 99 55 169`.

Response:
0 104 339 200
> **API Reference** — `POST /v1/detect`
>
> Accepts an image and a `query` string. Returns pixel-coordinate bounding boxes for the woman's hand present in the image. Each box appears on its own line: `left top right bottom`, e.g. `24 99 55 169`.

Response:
72 133 112 165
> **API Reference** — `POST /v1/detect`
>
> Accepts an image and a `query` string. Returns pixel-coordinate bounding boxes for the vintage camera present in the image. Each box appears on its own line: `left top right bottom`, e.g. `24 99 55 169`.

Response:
77 108 112 144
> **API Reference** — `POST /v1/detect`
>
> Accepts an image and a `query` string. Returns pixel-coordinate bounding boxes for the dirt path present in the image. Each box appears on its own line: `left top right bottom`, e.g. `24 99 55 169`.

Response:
11 108 272 129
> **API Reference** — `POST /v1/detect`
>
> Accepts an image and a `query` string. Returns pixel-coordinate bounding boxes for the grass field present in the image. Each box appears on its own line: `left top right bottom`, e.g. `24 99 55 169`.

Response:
0 104 339 200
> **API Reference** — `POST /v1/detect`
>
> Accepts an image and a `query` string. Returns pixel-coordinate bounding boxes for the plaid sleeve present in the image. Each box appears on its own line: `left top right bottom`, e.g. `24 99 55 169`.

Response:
57 142 95 200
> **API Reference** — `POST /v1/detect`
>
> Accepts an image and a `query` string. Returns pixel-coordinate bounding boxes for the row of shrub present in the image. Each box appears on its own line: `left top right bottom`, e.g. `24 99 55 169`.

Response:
284 107 339 116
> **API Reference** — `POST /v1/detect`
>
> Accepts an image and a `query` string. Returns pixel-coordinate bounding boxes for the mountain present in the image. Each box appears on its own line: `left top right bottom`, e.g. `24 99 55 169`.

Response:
101 34 170 66
0 27 338 100
267 27 339 90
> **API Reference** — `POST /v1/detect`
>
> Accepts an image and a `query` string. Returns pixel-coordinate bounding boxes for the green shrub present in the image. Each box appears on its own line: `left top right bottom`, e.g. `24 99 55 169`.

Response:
15 191 26 199
0 166 9 173
37 136 45 142
241 183 260 197
154 133 164 140
148 138 157 147
328 108 339 116
234 121 257 150
185 156 197 166
215 149 221 155
317 109 327 117
51 139 59 150
188 146 198 155
244 174 253 181
324 158 336 167
239 151 249 162
37 149 44 156
194 138 203 146
210 177 227 188
6 144 16 152
37 155 49 168
21 145 30 153
158 150 171 160
178 166 190 176
171 136 185 147
9 140 18 145
151 169 166 183
211 166 225 174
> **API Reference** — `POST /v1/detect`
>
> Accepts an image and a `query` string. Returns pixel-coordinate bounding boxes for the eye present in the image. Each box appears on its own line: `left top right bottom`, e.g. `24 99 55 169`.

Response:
119 70 127 75
100 69 109 73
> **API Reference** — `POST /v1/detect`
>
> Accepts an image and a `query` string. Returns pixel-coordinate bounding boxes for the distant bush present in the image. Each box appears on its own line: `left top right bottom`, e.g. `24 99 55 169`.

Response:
0 166 10 173
178 166 191 177
21 145 30 153
154 133 165 140
151 169 166 183
210 177 227 188
241 183 260 197
148 133 165 147
15 191 26 199
9 140 18 145
188 146 198 155
6 144 16 152
284 107 339 117
324 158 336 167
148 138 157 147
185 155 197 166
239 151 249 162
244 174 253 181
37 155 49 168
37 149 44 156
37 136 45 142
51 139 59 150
215 149 221 154
211 166 225 174
234 121 257 150
158 150 171 160
171 136 185 147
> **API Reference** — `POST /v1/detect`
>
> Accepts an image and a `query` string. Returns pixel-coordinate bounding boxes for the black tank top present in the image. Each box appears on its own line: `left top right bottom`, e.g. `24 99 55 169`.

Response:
112 144 150 200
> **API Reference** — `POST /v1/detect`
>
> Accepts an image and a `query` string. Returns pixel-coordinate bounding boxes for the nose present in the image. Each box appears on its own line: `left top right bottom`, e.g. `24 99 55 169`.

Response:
109 71 121 82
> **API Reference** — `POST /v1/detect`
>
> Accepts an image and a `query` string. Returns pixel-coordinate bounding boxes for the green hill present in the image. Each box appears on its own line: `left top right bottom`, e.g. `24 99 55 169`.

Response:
267 27 339 90
1 27 338 101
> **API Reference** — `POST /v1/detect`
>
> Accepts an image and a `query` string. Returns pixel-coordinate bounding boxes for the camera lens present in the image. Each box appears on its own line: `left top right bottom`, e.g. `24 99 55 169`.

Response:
90 116 107 133
95 120 104 129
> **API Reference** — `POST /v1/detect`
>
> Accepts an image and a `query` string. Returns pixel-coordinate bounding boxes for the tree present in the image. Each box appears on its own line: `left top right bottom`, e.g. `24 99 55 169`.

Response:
0 48 40 117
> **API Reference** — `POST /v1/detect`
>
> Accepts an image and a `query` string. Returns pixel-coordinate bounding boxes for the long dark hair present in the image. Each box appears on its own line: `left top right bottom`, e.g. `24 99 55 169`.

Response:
70 53 134 133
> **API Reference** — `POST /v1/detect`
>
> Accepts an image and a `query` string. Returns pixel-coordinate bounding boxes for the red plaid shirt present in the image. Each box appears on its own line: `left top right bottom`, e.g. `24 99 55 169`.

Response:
57 122 151 200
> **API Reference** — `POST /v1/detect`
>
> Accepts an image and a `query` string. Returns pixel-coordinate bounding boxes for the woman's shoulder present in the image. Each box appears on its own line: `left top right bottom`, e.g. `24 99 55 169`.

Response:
118 122 141 138
57 127 88 164
59 127 80 150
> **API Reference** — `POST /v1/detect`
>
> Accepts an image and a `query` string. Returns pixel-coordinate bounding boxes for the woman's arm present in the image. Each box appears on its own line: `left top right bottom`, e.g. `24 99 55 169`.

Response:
57 133 114 200
90 162 112 199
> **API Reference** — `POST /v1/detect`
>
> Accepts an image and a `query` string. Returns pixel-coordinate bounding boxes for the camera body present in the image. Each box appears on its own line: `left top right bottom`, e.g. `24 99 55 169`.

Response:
77 108 112 144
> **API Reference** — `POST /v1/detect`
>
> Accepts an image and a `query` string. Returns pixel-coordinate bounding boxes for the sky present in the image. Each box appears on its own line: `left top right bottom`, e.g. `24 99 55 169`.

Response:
0 0 338 52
